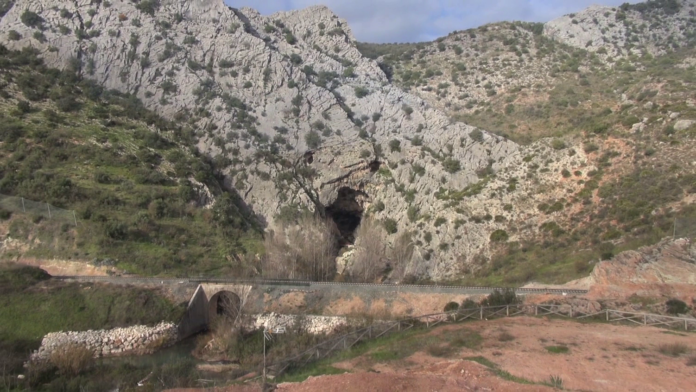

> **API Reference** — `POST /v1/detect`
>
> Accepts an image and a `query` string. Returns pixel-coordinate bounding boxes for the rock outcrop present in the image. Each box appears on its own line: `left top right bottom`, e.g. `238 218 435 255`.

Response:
544 1 696 57
588 238 696 300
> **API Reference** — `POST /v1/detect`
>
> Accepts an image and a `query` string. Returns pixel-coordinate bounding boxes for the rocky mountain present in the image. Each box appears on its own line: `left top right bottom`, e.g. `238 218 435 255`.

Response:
0 0 695 283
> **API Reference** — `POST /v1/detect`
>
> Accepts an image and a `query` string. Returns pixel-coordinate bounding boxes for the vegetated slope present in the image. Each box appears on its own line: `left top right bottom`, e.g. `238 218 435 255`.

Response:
362 0 696 144
358 0 696 285
0 45 262 276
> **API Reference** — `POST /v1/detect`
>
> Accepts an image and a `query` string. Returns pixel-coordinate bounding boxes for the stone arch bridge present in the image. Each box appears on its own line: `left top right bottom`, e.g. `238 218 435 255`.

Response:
178 283 256 338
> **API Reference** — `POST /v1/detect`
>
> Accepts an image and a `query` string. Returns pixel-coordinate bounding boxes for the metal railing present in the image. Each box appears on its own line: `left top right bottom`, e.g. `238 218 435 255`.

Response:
267 303 696 377
53 276 589 295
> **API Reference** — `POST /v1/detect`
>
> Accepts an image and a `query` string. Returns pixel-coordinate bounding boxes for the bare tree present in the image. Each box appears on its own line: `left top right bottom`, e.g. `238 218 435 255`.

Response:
262 215 339 281
350 218 387 282
388 231 414 282
217 286 253 326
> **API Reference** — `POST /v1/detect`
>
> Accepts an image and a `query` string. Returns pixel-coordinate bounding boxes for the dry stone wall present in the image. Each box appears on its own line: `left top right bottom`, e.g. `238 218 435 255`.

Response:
253 312 348 335
30 322 178 362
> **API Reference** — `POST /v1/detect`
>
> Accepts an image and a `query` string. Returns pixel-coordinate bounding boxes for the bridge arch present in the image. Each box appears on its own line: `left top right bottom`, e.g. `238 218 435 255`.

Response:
208 290 241 324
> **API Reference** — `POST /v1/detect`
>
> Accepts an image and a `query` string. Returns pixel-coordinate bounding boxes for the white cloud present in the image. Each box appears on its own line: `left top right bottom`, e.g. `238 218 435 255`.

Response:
225 0 641 42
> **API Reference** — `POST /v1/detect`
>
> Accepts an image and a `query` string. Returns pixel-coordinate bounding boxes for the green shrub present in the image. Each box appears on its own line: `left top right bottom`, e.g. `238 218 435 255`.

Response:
551 139 566 150
0 209 11 220
402 104 413 116
8 30 21 41
304 130 321 149
290 53 303 65
490 229 509 243
383 218 398 234
388 139 401 152
21 9 43 28
583 142 599 153
621 115 640 128
285 33 297 45
469 129 484 143
354 86 370 98
373 201 385 212
135 0 160 16
442 158 461 173
666 299 689 315
482 288 519 306
32 31 46 43
545 345 569 354
444 301 459 312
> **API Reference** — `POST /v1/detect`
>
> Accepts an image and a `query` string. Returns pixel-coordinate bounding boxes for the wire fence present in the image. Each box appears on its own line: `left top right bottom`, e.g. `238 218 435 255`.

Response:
267 304 696 378
0 193 77 225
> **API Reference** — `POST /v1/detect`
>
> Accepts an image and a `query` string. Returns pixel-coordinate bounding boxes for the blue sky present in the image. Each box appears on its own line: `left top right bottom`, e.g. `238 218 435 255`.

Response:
225 0 640 43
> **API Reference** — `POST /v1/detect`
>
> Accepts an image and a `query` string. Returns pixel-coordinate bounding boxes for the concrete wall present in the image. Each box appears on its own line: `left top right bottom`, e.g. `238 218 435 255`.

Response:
177 285 209 338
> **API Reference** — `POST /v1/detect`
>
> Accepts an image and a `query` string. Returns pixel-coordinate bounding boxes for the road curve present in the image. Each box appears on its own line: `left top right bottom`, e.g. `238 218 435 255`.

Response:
52 276 588 295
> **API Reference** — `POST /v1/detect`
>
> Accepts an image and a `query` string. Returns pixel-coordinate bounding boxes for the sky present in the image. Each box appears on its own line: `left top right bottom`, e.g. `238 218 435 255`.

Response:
225 0 640 43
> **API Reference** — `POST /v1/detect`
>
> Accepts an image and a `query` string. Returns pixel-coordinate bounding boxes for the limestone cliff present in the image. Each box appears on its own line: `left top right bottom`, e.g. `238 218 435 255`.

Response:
5 0 669 282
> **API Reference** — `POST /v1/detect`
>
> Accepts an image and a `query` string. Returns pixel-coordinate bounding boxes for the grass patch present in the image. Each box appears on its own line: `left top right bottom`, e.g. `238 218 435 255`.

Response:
497 330 515 342
545 345 569 354
463 356 535 385
370 349 404 361
661 331 688 337
0 267 183 344
276 364 347 383
657 343 689 357
450 330 483 349
687 356 696 366
545 375 564 389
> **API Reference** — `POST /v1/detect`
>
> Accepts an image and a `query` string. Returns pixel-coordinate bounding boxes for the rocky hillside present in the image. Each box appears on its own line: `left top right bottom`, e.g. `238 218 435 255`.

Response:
358 0 696 284
0 0 694 283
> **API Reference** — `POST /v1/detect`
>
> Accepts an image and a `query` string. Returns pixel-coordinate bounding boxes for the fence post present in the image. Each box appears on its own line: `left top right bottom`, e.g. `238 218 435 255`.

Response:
535 305 538 316
569 305 573 318
480 307 483 320
21 197 25 213
606 309 609 321
47 203 51 219
506 305 509 317
686 320 688 331
644 314 647 325
73 211 77 226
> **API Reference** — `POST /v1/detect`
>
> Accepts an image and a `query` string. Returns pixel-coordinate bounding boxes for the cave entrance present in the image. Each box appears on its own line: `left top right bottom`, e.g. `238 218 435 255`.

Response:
325 187 366 246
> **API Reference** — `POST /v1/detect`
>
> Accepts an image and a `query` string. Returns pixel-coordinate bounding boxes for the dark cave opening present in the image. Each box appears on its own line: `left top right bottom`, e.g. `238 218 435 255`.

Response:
325 187 366 246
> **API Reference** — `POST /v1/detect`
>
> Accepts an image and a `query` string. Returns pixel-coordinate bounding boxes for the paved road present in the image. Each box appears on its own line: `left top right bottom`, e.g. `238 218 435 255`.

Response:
53 276 588 295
